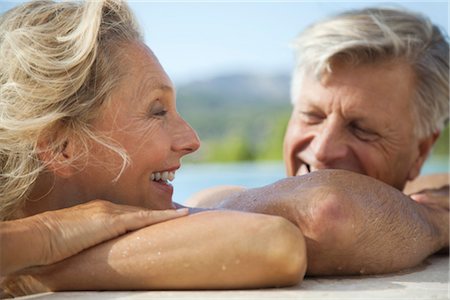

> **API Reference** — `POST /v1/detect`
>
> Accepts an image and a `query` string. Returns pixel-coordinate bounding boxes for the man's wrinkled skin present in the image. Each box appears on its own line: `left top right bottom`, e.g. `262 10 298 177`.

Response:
284 61 436 190
187 60 449 276
191 170 448 275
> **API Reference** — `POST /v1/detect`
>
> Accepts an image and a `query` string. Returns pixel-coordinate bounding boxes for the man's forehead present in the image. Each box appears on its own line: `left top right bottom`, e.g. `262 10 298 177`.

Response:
295 73 415 123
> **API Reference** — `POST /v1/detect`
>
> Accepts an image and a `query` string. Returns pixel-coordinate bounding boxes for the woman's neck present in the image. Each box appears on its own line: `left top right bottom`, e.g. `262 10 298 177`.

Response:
21 172 87 218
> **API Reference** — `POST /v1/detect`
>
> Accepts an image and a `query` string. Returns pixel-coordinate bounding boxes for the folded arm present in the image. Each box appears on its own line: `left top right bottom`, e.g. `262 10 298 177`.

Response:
202 170 448 275
0 200 189 276
2 210 306 296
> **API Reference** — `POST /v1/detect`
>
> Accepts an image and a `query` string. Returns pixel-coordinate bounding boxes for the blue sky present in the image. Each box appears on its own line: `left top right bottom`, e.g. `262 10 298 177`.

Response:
1 1 448 84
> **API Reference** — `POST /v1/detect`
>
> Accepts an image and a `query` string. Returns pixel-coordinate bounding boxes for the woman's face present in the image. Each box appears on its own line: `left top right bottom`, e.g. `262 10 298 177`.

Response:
71 42 200 209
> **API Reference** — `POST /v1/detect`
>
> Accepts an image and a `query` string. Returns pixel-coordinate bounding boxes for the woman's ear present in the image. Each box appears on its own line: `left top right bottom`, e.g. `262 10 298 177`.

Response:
407 131 440 181
37 139 78 178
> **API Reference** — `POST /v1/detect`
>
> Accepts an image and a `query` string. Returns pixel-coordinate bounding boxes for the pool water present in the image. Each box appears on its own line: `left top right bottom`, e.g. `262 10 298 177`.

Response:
173 157 449 204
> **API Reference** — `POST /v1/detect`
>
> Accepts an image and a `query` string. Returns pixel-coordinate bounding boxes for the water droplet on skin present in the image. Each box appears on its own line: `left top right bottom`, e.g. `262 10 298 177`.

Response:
157 251 161 256
222 264 227 271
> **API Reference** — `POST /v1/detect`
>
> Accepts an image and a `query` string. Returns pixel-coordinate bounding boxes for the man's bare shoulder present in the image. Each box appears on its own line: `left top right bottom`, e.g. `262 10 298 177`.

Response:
185 185 246 208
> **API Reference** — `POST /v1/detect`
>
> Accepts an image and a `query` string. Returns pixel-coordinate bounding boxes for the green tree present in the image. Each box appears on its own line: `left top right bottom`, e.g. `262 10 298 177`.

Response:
255 112 290 161
205 133 255 162
431 125 449 158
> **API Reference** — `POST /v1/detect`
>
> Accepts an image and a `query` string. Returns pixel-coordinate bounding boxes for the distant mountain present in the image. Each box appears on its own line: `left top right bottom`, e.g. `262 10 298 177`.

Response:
176 72 292 162
177 72 291 110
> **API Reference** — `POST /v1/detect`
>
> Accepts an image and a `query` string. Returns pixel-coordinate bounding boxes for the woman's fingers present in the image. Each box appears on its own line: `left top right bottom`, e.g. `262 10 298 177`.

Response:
410 186 449 210
116 208 189 232
31 201 189 266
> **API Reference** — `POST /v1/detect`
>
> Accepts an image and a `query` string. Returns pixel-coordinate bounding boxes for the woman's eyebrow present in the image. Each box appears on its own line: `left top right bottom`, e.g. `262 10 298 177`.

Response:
135 76 173 101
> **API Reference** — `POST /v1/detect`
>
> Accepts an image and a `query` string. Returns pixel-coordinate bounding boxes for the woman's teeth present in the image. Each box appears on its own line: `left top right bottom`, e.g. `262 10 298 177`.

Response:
151 171 175 182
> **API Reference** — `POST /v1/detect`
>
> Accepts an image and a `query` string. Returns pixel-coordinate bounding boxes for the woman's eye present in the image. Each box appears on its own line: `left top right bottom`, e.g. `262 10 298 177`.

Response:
148 100 167 118
153 109 167 117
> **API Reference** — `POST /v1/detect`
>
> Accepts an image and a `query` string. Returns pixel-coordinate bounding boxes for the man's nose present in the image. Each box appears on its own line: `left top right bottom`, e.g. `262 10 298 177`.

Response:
171 114 200 154
310 121 348 165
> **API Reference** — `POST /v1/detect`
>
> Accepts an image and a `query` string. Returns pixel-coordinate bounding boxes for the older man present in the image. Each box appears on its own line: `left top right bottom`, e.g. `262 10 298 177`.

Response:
188 7 449 275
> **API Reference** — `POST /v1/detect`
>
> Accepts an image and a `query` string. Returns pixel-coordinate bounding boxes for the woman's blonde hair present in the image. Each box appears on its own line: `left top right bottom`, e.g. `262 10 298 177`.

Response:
291 7 449 139
0 0 142 220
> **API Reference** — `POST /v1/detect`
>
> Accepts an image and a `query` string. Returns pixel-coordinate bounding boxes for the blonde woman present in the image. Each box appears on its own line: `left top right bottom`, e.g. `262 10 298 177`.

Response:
0 1 306 296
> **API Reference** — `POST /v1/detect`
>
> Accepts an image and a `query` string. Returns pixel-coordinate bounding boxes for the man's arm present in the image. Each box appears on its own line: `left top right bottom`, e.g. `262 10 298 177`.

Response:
2 210 306 296
211 170 448 275
186 186 245 208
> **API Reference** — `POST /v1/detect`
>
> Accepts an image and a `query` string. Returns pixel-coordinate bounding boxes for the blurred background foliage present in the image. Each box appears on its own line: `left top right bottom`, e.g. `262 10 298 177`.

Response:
177 72 449 164
432 125 449 157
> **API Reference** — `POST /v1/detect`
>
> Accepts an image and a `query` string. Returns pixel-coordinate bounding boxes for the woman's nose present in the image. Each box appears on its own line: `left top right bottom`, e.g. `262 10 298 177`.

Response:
171 115 200 154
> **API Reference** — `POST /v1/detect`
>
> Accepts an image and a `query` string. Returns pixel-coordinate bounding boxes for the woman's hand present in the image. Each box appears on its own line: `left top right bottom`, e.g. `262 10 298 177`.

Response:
410 186 449 210
0 200 188 276
2 210 306 297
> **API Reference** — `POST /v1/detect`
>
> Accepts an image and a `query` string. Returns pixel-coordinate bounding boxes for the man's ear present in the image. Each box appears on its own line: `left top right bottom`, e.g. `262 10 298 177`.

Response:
407 131 440 180
37 139 78 178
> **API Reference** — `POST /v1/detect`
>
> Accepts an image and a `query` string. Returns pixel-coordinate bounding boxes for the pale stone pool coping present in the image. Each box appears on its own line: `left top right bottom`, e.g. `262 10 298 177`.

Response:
14 254 449 300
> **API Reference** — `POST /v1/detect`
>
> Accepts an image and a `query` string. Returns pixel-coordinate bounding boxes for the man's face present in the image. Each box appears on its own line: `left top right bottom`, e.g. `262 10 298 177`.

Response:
284 61 427 190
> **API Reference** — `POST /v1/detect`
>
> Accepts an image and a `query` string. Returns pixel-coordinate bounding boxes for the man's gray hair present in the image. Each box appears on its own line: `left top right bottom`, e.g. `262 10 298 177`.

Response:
291 7 449 138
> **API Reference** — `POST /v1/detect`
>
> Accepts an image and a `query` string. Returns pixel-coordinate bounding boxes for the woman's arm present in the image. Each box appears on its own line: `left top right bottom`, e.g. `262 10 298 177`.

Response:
2 211 306 296
0 200 188 276
403 173 449 195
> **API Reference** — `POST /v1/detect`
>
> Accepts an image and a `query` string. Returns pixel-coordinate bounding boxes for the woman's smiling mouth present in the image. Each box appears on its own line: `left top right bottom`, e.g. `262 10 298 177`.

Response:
151 171 175 184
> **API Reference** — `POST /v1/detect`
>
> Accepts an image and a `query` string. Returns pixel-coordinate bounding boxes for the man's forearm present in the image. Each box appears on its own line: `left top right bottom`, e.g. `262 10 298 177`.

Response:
218 170 448 275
